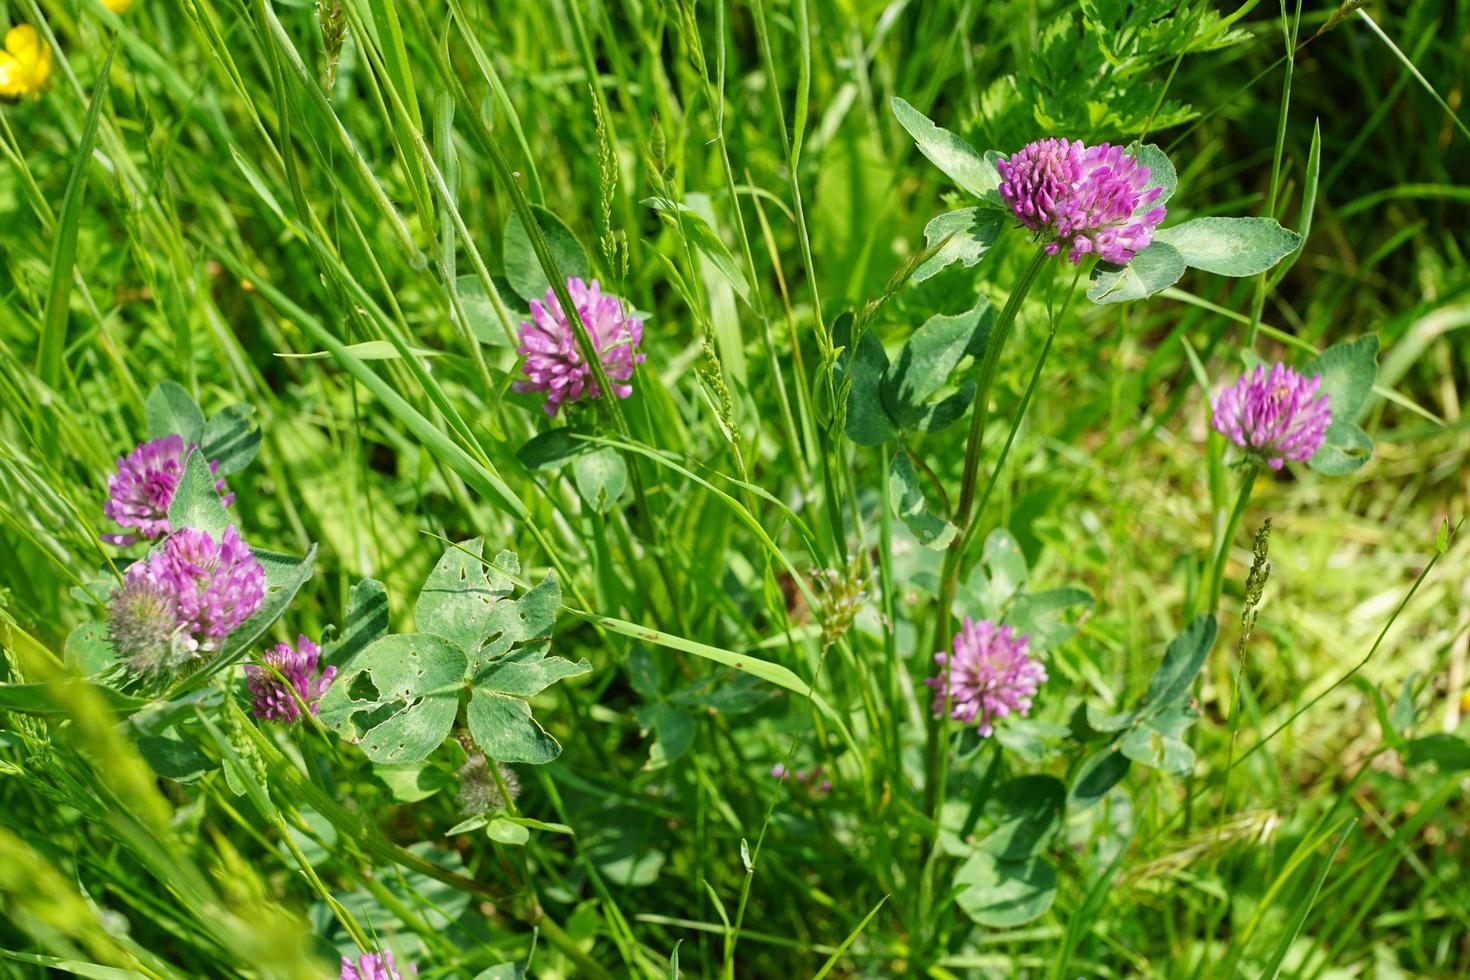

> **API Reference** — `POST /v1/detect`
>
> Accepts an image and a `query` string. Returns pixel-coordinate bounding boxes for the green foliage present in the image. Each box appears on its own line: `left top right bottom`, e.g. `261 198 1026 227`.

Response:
1305 335 1380 475
321 540 587 766
146 380 261 475
502 205 590 304
319 633 468 765
947 775 1067 927
891 97 1003 203
833 313 899 445
959 529 1094 650
838 300 992 450
644 197 753 306
1070 614 1218 792
201 404 262 477
571 448 627 515
975 6 1250 146
914 208 1005 283
1156 217 1304 277
146 381 205 446
889 450 957 549
0 0 1465 976
167 448 229 538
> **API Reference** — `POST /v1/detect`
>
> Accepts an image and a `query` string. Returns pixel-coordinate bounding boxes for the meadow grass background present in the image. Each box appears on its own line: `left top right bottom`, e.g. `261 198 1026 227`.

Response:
1 0 1469 976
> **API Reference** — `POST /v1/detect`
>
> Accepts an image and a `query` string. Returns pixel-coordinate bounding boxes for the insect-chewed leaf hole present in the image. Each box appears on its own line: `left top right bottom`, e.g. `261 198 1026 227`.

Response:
348 671 379 702
350 698 404 737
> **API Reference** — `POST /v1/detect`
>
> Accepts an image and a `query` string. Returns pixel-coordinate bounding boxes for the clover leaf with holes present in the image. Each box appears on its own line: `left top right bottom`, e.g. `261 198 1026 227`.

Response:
320 539 588 766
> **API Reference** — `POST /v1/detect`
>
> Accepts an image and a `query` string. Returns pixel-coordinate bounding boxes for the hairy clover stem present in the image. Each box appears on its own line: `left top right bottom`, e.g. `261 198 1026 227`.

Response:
916 245 1049 937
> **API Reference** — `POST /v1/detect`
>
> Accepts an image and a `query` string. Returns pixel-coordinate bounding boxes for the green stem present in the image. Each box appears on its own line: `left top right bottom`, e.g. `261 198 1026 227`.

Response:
950 249 1051 540
924 248 1049 790
915 246 1049 944
237 719 613 980
959 265 1085 564
1245 0 1301 349
1208 463 1261 614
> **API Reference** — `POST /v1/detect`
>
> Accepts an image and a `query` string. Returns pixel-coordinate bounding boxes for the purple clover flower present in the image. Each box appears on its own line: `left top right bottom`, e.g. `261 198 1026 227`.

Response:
341 951 413 980
245 635 336 723
997 139 1166 265
164 526 266 643
1212 363 1331 470
926 618 1046 737
107 524 266 678
513 277 645 417
103 435 233 546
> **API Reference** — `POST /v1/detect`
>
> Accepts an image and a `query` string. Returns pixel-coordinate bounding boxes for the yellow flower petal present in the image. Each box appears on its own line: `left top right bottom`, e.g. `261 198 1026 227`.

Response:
102 0 134 12
6 25 43 69
0 25 49 96
0 52 24 98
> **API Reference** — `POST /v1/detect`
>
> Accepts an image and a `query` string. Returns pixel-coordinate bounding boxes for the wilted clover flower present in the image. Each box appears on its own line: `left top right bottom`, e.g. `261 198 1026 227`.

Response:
997 139 1166 265
103 435 232 546
513 277 645 416
107 525 266 678
244 635 335 723
927 618 1046 737
341 951 413 980
1211 363 1331 470
455 744 520 816
107 564 190 678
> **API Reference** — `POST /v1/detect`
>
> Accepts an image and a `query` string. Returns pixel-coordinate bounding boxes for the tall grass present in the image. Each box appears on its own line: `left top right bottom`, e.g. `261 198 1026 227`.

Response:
1 0 1468 976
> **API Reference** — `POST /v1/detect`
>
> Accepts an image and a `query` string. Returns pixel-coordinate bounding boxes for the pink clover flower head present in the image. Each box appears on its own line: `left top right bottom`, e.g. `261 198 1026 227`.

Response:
103 435 233 546
341 951 414 980
107 524 265 678
162 525 266 648
512 277 645 417
1211 363 1330 470
997 139 1166 265
245 634 336 723
925 618 1046 737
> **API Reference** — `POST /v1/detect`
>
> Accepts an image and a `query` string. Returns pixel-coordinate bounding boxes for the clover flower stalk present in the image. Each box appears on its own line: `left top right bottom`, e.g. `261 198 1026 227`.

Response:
103 435 233 546
997 138 1167 265
1206 364 1330 612
926 619 1046 737
918 136 1133 932
245 635 335 723
513 277 645 417
107 525 266 679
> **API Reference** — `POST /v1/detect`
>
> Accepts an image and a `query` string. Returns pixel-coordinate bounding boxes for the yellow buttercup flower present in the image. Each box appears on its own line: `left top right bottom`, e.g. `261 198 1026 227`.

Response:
0 25 51 98
102 0 134 13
